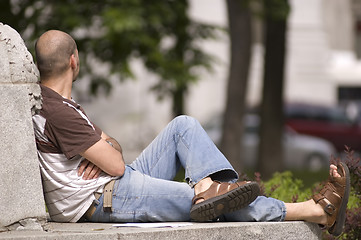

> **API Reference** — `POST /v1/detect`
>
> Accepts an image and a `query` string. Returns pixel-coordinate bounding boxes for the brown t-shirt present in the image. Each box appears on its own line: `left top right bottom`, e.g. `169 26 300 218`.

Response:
33 85 115 222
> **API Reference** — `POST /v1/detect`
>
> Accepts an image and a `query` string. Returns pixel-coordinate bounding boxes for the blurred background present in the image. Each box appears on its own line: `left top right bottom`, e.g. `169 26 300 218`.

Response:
3 0 361 180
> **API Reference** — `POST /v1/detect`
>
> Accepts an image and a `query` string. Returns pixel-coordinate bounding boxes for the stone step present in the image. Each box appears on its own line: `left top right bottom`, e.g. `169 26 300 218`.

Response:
0 221 322 240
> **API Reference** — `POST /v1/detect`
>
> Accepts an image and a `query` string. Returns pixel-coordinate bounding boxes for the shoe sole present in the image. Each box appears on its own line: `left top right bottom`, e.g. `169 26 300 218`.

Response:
190 182 260 222
330 162 350 236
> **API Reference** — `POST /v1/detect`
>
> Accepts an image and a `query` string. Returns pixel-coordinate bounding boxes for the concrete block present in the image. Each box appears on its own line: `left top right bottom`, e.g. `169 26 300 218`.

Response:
0 23 45 228
0 84 46 227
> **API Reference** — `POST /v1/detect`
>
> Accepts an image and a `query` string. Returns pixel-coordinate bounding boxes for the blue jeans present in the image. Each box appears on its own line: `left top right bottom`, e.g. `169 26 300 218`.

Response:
89 115 286 222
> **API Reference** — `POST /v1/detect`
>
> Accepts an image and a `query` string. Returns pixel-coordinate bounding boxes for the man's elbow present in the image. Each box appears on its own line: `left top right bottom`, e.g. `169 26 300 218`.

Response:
111 164 125 177
109 154 125 176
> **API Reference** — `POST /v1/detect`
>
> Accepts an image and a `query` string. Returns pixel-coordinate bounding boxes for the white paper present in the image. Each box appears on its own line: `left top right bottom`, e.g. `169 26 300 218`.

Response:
112 222 193 228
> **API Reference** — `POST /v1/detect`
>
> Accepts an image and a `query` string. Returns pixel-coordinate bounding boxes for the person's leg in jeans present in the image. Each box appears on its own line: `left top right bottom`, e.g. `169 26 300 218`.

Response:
90 115 238 222
124 115 349 229
90 115 260 222
131 116 261 220
89 116 350 237
222 196 287 222
130 115 238 185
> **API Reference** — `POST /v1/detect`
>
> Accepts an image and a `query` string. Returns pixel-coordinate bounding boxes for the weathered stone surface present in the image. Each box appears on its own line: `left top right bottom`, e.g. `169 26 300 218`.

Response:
5 218 44 232
0 22 39 84
0 23 45 229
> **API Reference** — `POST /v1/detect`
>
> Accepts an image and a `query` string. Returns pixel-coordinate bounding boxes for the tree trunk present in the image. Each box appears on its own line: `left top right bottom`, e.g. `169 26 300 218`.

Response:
257 0 289 179
221 0 252 176
172 86 186 117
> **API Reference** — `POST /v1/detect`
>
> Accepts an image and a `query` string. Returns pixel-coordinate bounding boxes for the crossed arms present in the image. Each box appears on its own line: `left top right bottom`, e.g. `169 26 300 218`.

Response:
78 131 125 180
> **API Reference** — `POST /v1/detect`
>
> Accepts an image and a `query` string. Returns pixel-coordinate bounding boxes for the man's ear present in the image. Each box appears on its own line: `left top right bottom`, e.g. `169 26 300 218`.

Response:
70 54 77 69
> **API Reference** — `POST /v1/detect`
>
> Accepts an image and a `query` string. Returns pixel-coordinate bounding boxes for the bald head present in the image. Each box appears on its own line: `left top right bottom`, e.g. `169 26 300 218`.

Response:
35 30 77 80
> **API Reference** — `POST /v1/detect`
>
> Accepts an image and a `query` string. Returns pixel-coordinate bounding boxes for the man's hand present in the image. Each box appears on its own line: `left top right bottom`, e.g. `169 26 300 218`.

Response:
78 159 102 180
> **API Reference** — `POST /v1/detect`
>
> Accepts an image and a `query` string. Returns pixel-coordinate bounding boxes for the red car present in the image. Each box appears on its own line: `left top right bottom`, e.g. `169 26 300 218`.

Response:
284 103 361 153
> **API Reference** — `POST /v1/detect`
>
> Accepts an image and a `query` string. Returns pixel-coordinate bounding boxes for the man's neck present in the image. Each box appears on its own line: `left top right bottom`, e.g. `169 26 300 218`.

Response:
41 77 73 99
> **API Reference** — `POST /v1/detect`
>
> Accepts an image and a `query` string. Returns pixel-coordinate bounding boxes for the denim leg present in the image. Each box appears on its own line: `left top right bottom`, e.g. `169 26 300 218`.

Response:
89 115 239 222
222 196 287 222
90 181 286 223
90 166 194 222
130 115 238 186
89 116 286 223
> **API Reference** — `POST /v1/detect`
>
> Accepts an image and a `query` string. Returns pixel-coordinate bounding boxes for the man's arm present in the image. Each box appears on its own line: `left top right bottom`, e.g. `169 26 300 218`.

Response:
101 132 123 155
80 135 125 177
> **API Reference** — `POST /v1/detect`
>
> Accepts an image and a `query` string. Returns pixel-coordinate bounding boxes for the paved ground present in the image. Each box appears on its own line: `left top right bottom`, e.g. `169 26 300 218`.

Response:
0 221 322 240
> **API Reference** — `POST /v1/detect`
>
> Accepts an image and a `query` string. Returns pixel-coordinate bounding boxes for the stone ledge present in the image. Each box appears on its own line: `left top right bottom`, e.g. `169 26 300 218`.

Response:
0 221 321 240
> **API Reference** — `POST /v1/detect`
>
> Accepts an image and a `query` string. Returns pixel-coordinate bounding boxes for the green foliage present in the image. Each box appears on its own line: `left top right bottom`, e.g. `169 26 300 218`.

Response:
347 189 361 209
0 0 218 115
262 171 312 202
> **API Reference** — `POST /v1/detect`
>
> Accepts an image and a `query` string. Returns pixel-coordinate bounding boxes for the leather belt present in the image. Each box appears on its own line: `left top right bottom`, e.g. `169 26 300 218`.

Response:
84 179 116 220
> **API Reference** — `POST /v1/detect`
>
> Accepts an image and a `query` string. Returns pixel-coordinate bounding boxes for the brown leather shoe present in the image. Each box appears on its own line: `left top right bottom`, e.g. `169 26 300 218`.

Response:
190 181 260 222
312 162 350 236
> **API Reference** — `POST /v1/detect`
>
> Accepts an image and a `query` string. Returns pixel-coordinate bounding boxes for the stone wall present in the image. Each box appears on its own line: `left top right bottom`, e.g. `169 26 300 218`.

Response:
0 23 46 230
